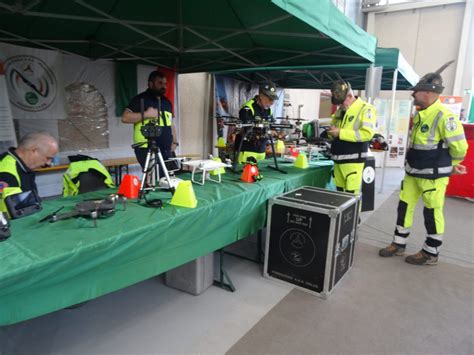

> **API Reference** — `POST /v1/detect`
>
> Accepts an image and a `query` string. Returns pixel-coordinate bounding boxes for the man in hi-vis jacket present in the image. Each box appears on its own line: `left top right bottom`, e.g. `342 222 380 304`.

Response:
379 65 468 265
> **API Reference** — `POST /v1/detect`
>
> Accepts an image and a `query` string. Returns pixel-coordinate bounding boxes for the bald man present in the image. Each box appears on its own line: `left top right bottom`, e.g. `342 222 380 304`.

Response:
0 132 58 213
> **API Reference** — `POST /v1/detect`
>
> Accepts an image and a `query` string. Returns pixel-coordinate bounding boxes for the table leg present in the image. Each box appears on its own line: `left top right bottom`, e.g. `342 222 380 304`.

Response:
224 229 264 264
213 248 236 292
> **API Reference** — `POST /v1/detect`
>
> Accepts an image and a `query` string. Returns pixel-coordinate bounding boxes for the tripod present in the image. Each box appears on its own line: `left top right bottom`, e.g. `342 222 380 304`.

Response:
134 139 175 203
133 97 174 205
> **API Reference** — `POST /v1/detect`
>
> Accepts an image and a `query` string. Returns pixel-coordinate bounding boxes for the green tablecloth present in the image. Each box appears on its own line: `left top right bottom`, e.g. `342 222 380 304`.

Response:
0 159 332 325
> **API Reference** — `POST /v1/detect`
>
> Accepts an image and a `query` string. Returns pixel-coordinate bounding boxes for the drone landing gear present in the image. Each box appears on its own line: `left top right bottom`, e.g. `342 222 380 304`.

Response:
233 131 287 175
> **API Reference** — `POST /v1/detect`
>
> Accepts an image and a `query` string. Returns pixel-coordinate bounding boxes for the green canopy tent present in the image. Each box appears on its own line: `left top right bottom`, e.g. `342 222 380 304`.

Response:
211 47 420 193
0 0 376 72
211 47 418 90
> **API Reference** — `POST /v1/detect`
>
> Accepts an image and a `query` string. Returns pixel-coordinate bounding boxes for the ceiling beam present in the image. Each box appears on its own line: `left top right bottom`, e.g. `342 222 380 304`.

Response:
0 29 88 58
98 28 176 59
183 48 256 72
74 0 179 52
186 14 293 51
0 6 325 42
305 70 322 85
96 41 170 68
185 27 257 66
262 47 359 66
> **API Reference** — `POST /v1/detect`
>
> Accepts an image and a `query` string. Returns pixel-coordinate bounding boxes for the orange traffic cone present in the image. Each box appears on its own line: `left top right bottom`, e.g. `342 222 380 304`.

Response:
241 163 260 183
289 146 299 157
118 174 141 199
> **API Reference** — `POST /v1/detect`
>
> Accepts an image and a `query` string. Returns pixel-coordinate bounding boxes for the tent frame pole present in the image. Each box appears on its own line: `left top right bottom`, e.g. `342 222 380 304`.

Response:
379 69 398 193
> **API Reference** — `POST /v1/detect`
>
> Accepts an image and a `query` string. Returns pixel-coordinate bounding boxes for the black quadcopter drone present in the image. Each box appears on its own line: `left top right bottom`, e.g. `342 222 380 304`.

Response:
39 194 127 227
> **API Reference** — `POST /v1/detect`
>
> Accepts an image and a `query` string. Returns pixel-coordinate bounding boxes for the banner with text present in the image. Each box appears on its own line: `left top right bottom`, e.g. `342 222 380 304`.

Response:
0 42 65 120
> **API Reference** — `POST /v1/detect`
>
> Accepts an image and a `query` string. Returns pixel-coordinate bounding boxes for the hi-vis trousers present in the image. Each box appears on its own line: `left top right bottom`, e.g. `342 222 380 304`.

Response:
393 175 449 256
333 162 364 195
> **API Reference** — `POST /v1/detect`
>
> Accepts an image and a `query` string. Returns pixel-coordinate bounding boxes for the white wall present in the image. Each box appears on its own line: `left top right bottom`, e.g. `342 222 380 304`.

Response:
284 89 321 121
177 73 212 158
368 1 472 111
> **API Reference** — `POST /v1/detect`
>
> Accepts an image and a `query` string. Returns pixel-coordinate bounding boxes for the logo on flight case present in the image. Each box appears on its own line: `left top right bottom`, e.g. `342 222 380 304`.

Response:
279 228 316 267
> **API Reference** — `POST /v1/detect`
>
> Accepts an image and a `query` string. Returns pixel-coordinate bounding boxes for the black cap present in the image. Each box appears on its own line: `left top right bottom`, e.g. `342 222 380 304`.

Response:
410 60 455 94
410 73 444 93
331 80 351 105
259 82 278 100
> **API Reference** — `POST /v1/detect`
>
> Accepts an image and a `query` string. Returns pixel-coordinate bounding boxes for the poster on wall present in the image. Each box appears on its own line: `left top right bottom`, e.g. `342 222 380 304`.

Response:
439 96 463 119
374 99 411 168
0 42 65 120
0 60 17 152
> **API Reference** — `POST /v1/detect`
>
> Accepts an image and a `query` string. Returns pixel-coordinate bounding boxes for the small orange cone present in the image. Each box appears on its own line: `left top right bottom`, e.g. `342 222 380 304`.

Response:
241 164 260 183
289 146 299 157
118 174 141 199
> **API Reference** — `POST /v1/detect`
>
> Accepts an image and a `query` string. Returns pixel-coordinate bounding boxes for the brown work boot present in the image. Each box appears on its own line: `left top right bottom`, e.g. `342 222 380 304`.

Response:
405 250 438 266
379 243 406 257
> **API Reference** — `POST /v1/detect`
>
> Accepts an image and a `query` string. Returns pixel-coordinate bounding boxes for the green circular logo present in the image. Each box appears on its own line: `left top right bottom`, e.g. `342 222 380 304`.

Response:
5 55 58 112
25 92 38 105
420 124 429 133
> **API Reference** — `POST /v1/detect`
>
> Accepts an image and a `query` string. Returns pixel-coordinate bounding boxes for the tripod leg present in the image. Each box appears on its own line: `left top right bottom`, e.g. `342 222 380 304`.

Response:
151 154 158 188
268 133 287 174
156 150 175 194
139 150 154 200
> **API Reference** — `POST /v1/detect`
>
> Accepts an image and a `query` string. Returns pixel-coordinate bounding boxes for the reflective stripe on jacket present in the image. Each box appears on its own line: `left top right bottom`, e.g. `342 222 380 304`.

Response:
406 99 468 179
330 97 376 163
63 160 115 197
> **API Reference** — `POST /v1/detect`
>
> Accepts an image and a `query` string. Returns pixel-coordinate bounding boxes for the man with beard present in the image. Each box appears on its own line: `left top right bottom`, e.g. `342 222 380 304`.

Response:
122 70 178 171
0 132 58 213
379 63 468 265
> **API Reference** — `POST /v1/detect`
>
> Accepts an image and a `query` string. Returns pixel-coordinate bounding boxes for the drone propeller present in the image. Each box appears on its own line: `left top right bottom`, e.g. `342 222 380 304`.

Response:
215 114 239 120
39 206 65 223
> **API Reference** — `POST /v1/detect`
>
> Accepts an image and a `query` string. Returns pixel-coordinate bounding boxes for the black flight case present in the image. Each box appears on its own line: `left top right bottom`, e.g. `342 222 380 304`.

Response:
264 186 360 298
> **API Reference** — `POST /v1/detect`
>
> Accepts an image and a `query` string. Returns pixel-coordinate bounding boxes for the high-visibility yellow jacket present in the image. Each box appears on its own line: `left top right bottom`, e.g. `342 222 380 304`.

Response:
0 153 23 213
240 98 273 121
406 99 468 179
126 90 174 149
134 111 173 146
237 97 273 153
330 97 376 163
63 160 115 197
